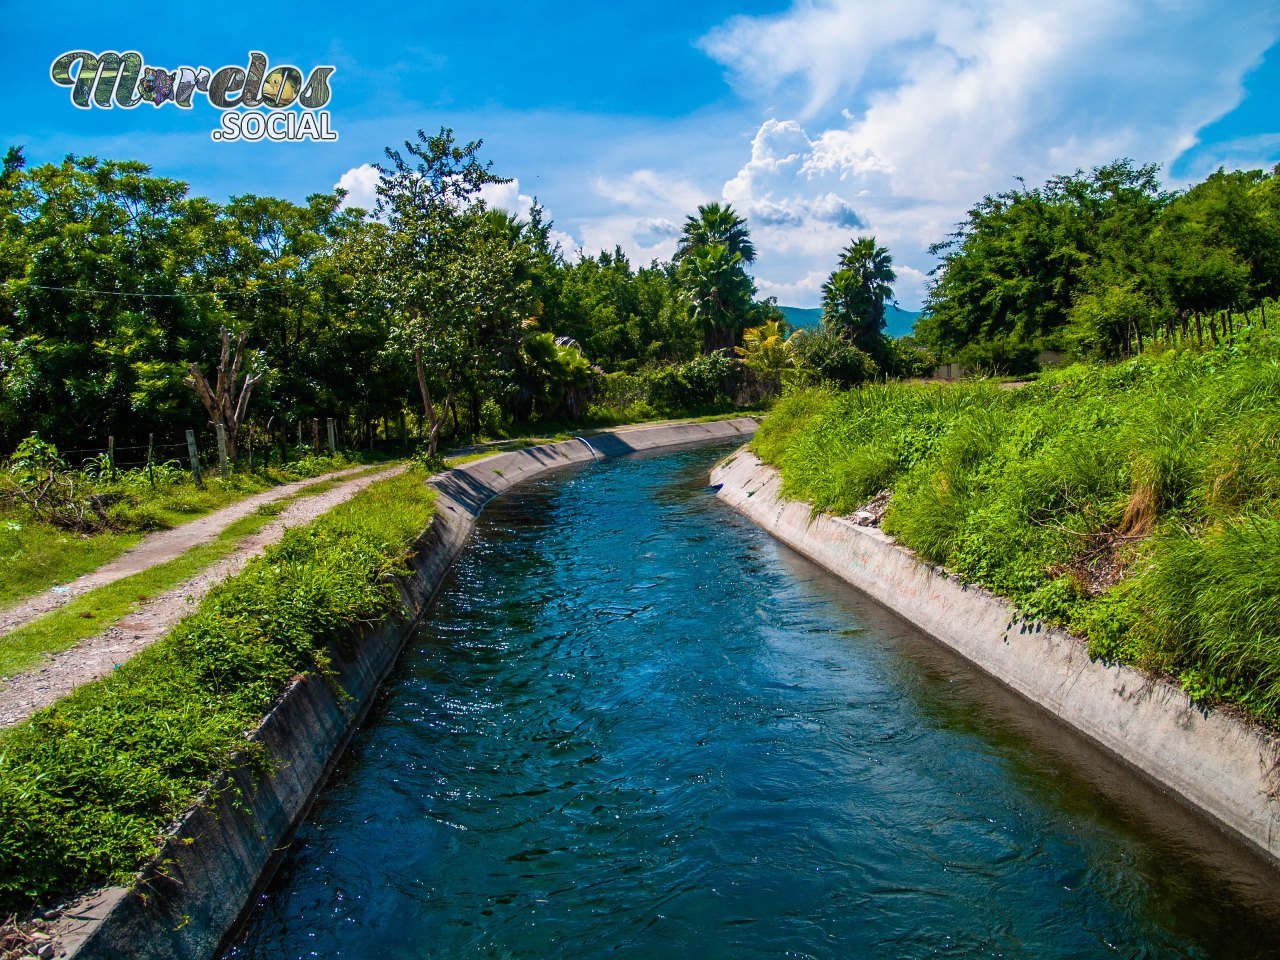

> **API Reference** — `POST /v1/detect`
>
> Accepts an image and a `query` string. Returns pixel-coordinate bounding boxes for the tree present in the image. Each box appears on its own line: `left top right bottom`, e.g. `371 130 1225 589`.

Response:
0 154 217 447
821 237 896 347
735 318 792 375
676 202 756 264
374 128 508 455
679 243 755 353
186 326 263 462
921 160 1166 366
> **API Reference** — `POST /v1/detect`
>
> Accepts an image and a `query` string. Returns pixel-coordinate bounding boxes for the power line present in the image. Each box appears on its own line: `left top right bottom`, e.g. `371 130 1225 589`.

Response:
18 282 292 299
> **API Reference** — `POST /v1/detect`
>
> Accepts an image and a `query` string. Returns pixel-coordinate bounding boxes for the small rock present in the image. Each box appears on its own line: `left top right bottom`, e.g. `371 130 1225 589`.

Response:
38 944 56 959
852 511 876 526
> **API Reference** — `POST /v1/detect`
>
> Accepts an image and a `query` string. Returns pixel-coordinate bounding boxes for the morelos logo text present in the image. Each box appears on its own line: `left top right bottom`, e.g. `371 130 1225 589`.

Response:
50 50 338 142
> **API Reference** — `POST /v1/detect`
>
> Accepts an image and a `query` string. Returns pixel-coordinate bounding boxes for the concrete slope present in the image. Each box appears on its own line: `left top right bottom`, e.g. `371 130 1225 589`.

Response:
712 448 1280 868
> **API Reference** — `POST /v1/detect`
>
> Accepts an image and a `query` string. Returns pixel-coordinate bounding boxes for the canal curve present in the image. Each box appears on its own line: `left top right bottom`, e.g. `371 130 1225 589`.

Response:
226 443 1280 960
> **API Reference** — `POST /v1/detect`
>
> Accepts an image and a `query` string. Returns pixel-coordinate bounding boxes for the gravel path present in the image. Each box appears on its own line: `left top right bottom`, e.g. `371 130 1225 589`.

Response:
0 464 407 728
0 464 379 638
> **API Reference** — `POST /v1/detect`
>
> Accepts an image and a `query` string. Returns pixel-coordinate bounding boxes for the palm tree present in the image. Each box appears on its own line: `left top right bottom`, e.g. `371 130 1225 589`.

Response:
735 319 793 375
680 243 755 352
676 203 756 264
822 236 896 345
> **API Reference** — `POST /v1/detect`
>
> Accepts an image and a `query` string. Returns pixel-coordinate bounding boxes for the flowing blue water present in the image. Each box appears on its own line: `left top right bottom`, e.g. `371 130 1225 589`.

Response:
226 443 1280 959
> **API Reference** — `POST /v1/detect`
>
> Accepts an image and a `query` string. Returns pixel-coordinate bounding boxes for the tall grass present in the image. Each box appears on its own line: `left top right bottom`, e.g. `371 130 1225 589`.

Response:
753 323 1280 723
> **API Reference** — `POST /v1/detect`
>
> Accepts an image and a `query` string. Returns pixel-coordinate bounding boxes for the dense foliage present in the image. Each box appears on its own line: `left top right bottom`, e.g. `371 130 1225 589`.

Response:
754 318 1280 722
0 468 435 910
0 138 778 458
919 160 1280 371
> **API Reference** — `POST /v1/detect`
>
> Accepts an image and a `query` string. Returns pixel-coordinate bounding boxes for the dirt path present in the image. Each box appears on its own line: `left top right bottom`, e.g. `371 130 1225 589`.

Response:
0 464 381 638
0 464 406 728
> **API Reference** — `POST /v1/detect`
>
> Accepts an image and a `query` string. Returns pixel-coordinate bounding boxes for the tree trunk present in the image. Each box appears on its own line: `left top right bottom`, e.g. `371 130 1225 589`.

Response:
415 346 441 457
186 327 263 465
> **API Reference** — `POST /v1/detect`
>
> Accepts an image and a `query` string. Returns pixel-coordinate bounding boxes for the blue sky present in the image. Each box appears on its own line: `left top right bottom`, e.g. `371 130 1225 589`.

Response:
4 1 1279 308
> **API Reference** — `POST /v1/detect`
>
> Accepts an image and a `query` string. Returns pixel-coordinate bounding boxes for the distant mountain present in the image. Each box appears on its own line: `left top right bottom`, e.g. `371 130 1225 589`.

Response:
778 304 920 339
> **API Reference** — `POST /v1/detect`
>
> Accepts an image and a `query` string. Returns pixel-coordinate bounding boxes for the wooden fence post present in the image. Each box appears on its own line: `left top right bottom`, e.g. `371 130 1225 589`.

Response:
186 430 203 487
215 423 230 480
146 433 155 487
327 418 337 456
107 436 116 481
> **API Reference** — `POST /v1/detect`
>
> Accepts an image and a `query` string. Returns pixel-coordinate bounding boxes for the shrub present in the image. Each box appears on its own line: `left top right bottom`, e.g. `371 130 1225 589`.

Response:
787 329 879 389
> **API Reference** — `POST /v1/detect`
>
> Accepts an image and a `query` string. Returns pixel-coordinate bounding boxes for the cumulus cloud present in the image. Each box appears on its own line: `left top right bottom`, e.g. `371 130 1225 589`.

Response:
334 163 380 211
478 178 533 215
571 170 715 264
702 0 1280 306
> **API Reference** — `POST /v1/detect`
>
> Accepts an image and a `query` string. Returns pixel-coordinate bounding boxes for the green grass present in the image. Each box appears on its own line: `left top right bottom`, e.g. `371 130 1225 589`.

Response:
0 453 378 611
0 466 396 677
754 322 1280 724
0 467 435 912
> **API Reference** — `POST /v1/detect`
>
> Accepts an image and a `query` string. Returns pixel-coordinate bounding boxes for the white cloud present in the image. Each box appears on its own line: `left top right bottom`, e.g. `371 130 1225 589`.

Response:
478 178 533 215
334 163 380 211
593 169 709 215
756 270 828 304
702 0 1280 307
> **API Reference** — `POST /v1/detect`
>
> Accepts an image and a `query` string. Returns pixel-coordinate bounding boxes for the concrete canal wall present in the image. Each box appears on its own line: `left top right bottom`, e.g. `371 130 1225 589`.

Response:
57 417 758 960
712 449 1280 868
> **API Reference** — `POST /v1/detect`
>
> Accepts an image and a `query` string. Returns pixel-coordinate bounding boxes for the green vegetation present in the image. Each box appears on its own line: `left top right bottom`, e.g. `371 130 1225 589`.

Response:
0 469 377 677
919 160 1280 371
0 468 434 911
755 318 1280 723
0 136 776 465
0 446 368 610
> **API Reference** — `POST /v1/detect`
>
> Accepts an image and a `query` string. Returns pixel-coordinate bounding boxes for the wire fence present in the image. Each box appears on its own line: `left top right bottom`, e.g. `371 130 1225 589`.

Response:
46 418 349 482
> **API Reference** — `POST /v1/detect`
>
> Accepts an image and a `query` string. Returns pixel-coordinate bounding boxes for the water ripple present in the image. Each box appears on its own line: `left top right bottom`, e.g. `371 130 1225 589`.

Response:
227 444 1280 960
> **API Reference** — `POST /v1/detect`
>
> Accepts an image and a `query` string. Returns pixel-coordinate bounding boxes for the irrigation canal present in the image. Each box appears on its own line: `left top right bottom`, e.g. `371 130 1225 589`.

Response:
225 442 1280 959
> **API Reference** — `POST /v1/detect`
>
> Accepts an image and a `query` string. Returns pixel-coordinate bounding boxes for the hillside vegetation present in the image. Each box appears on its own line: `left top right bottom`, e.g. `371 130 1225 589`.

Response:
753 320 1280 723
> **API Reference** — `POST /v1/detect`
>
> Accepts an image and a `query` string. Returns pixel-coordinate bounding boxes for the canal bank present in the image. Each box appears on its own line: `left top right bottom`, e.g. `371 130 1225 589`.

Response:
53 418 758 960
711 448 1280 869
227 440 1280 960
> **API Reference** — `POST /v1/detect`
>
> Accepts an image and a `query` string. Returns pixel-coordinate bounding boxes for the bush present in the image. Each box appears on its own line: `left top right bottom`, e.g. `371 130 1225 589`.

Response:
588 354 744 421
787 329 879 389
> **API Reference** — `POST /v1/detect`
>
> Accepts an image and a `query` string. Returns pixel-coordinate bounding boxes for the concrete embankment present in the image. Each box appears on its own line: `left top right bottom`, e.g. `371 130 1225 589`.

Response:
712 449 1280 868
56 417 758 960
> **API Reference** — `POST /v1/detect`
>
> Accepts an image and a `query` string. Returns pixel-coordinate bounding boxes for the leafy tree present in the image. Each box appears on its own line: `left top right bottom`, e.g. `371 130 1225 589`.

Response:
736 318 792 375
922 160 1166 367
373 128 509 454
679 243 755 353
0 154 216 447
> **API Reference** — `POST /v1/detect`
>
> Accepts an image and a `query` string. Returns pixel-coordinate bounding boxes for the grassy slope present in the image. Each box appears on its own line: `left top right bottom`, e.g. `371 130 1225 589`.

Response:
0 468 435 911
753 323 1280 723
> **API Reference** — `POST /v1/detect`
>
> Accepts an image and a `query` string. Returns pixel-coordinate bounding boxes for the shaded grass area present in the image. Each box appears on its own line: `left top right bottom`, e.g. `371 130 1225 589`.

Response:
0 453 377 611
0 468 435 912
753 324 1280 723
